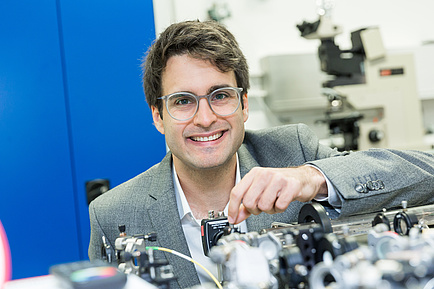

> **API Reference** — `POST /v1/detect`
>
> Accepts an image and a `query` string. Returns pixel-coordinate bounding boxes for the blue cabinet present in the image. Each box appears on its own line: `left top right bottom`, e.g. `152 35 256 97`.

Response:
0 0 165 279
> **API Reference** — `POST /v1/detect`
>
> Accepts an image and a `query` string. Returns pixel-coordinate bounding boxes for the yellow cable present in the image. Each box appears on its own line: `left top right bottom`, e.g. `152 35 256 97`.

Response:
147 246 223 289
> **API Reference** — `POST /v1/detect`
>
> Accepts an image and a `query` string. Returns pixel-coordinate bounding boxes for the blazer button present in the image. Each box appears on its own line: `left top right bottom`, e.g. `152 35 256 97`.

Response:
355 183 368 193
367 180 385 191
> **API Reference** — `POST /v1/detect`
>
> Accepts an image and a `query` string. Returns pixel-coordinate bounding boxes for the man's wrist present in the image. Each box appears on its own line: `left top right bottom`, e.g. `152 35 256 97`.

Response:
304 164 328 200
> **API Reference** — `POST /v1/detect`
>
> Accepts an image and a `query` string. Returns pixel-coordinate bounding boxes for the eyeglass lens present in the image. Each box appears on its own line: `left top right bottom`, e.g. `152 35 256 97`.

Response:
166 88 240 120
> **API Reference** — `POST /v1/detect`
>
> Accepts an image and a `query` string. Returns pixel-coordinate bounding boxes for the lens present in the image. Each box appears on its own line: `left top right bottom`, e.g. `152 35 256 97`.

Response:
167 93 198 120
209 88 240 116
164 87 241 121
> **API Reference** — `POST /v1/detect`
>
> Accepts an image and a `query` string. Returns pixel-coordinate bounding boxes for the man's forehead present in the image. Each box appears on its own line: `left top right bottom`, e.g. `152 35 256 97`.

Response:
161 55 237 95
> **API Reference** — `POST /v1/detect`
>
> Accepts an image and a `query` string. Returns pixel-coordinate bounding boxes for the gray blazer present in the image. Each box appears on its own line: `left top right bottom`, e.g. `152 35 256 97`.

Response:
88 124 434 288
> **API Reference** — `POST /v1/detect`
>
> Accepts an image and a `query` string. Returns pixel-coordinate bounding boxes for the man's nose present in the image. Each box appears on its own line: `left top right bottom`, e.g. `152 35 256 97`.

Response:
193 98 217 127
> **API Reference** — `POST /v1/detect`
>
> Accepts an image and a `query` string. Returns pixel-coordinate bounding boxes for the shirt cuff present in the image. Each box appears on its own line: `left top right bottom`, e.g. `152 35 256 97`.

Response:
305 164 342 212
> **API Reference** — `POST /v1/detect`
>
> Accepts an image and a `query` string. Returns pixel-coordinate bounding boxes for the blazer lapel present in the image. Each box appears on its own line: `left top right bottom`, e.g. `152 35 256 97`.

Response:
238 145 259 178
145 153 201 288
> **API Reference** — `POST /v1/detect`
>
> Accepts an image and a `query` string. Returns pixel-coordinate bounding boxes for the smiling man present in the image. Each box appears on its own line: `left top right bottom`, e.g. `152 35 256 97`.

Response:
88 20 434 289
152 54 248 220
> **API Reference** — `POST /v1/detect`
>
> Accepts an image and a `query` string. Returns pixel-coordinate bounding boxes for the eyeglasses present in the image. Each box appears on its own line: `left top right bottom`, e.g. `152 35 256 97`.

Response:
159 87 243 121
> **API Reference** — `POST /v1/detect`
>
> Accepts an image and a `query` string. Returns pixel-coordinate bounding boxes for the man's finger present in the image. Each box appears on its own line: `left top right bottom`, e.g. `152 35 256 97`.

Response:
228 171 256 223
233 204 251 224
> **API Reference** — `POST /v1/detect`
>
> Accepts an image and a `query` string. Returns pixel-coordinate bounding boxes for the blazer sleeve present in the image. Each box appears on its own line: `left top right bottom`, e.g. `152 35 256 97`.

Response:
244 123 434 217
307 148 434 217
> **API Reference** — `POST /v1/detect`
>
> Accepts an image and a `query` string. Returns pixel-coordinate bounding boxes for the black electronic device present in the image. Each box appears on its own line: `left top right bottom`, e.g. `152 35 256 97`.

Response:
50 260 127 289
86 179 110 205
201 211 239 256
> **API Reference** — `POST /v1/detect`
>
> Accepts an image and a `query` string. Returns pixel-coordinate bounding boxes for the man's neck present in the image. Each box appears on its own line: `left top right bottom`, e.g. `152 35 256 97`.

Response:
173 155 237 220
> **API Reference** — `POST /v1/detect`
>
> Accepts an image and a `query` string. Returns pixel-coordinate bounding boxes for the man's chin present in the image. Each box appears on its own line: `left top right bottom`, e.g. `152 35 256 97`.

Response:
190 156 234 171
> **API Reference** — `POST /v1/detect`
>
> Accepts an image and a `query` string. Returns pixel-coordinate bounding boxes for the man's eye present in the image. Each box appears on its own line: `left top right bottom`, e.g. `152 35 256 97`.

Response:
175 98 190 105
173 96 194 106
212 93 229 101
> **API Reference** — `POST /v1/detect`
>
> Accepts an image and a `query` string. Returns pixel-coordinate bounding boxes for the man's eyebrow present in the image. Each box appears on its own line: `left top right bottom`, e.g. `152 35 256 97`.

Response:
207 84 232 94
167 84 234 96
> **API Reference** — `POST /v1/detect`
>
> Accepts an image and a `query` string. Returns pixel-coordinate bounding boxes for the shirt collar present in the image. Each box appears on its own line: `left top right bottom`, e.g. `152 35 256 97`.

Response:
173 153 241 225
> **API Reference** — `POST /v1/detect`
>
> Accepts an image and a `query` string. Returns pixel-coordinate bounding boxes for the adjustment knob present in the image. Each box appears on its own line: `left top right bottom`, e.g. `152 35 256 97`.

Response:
369 129 384 143
146 232 157 242
118 224 126 236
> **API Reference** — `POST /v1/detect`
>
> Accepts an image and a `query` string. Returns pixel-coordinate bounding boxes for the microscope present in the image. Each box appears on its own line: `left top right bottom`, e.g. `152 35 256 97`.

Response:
296 1 427 151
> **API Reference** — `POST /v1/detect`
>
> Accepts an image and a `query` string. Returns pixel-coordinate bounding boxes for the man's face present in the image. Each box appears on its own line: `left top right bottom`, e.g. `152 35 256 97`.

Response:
152 54 249 171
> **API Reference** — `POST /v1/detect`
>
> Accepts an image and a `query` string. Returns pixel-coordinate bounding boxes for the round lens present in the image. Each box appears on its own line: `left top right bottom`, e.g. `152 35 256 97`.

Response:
167 93 197 120
209 88 240 116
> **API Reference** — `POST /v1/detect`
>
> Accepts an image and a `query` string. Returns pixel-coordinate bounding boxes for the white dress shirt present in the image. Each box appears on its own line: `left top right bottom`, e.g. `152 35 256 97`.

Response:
173 154 247 285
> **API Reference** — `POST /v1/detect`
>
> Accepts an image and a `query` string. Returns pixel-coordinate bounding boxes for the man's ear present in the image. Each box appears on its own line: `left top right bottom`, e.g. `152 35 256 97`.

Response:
151 106 165 134
242 93 249 122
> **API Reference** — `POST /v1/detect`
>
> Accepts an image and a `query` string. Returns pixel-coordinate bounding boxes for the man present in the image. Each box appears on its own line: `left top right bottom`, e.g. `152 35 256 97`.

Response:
89 20 434 288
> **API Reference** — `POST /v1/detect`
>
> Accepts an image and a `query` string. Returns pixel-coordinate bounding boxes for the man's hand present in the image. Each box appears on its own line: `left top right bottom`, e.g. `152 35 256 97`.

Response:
228 166 328 224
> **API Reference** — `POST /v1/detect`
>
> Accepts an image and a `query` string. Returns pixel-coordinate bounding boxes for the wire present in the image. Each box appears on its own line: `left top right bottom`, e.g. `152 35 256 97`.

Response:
146 246 223 289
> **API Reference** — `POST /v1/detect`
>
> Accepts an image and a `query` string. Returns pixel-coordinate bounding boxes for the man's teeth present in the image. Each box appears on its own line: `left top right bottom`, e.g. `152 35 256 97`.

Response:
192 133 222 142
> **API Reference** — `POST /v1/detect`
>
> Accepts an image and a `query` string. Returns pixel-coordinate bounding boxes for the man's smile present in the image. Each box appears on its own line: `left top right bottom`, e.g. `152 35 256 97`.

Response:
190 132 224 142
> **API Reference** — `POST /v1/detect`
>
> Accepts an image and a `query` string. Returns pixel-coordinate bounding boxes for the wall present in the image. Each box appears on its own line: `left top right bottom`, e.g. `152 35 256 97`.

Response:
153 0 434 132
154 0 434 74
0 0 165 279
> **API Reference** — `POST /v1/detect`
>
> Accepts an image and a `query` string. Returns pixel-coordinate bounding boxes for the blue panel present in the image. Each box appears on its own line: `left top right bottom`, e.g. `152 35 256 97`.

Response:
58 0 165 258
0 1 80 278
